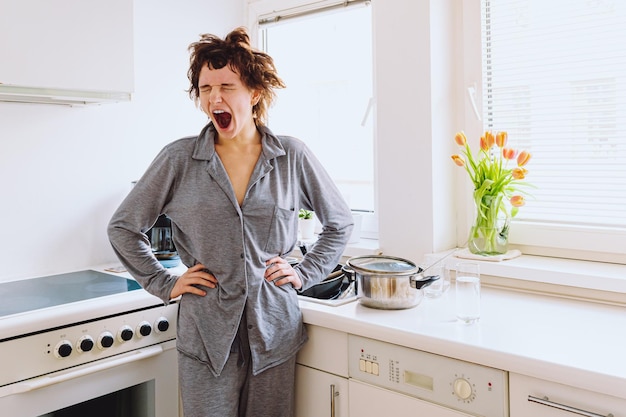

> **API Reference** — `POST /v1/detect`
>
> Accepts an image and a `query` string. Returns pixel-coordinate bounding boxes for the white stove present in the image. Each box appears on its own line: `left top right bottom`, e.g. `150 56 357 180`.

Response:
0 268 179 417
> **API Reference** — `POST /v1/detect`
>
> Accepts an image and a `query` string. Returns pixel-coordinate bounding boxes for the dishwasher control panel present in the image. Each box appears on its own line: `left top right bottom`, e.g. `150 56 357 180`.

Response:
348 335 509 417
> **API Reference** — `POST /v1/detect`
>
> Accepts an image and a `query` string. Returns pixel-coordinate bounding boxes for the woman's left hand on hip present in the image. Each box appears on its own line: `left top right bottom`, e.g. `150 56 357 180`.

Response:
265 256 302 290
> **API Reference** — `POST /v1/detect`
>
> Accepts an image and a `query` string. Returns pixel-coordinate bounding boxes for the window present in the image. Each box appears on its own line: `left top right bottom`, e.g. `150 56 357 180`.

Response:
253 1 376 236
472 0 626 263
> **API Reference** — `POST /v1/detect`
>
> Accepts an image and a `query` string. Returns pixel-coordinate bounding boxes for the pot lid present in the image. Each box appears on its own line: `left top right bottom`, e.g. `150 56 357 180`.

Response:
346 255 419 276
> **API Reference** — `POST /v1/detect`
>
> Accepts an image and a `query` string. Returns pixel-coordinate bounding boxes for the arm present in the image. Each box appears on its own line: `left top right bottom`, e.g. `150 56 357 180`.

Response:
107 147 184 302
293 144 354 290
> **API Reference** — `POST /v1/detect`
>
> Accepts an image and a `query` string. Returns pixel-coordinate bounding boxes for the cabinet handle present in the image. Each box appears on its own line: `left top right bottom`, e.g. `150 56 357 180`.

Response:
528 395 614 417
330 384 340 417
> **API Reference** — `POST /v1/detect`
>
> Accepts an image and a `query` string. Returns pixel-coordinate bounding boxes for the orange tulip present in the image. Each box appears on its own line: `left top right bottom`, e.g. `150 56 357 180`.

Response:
451 154 465 167
517 150 531 166
485 131 495 148
496 131 507 148
454 131 467 146
502 148 517 160
512 167 527 180
480 135 489 151
510 195 525 207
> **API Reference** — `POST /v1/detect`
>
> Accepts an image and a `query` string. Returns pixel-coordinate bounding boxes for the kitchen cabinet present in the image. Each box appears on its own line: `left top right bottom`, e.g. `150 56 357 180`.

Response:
349 379 473 417
296 365 349 417
0 0 133 104
509 373 626 417
295 325 349 417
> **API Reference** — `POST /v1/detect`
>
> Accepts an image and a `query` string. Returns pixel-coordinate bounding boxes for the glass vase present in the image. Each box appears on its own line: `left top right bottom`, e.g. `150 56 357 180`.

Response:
468 194 510 256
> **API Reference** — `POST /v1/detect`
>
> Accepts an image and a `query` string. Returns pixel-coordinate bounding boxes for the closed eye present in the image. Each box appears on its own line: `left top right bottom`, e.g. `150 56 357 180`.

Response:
199 84 236 93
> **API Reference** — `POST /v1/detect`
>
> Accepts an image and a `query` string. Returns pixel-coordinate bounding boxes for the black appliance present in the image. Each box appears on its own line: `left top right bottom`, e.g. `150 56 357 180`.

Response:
148 214 180 268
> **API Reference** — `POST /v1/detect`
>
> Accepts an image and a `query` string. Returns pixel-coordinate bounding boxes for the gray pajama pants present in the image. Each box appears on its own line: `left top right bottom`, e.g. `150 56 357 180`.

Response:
178 315 297 417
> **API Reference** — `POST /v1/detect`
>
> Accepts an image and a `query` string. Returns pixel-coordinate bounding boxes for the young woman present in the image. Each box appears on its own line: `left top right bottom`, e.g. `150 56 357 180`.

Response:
108 27 353 417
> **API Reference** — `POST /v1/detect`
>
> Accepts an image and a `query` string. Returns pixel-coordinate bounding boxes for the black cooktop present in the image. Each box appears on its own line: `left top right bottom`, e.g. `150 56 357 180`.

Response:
0 270 142 318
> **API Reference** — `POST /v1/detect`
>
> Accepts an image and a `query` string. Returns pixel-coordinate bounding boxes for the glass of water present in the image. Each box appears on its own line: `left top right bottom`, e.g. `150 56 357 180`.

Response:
421 254 451 298
455 262 480 324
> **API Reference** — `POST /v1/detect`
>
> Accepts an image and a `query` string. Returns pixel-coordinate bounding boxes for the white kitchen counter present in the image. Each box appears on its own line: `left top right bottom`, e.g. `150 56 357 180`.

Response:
299 286 626 400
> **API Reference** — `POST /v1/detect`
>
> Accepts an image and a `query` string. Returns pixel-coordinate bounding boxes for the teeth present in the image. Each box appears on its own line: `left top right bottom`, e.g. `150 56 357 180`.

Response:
213 110 225 114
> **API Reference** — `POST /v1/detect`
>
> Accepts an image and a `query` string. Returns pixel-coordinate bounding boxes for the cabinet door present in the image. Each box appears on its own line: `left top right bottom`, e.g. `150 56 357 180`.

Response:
295 365 349 417
0 0 133 93
509 373 626 417
348 379 472 417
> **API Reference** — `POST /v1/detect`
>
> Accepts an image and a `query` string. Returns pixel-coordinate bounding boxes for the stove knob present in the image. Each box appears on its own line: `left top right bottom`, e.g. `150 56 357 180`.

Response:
155 317 170 333
54 340 73 358
453 378 473 400
137 321 152 337
77 335 95 352
98 332 115 349
118 325 134 342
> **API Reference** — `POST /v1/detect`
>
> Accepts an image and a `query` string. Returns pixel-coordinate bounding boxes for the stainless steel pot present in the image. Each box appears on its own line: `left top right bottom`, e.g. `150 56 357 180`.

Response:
346 255 439 310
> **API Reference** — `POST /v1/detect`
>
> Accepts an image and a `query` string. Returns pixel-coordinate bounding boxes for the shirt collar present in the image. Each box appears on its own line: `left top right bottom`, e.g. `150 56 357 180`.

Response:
192 123 286 161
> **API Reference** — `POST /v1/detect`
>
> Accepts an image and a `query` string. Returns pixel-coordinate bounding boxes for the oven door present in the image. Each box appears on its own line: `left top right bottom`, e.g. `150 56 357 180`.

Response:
0 340 179 417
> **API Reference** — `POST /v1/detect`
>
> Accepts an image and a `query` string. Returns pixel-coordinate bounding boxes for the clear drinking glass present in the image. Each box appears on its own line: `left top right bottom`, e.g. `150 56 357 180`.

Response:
423 264 442 298
420 254 449 298
422 254 452 298
424 264 451 298
455 262 481 324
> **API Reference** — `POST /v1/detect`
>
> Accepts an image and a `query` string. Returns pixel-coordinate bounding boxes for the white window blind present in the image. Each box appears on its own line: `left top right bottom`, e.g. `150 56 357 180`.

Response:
481 0 626 235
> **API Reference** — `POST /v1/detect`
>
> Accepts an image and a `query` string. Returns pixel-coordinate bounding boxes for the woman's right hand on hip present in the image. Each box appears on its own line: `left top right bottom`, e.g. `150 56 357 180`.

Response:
170 263 217 298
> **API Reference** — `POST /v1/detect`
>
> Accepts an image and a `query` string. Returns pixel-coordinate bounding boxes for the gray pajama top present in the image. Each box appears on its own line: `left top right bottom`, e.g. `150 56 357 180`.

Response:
108 123 353 377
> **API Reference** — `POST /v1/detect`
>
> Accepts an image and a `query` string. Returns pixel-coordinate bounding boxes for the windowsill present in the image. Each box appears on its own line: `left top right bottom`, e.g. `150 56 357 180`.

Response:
296 237 382 259
342 238 382 257
445 251 626 306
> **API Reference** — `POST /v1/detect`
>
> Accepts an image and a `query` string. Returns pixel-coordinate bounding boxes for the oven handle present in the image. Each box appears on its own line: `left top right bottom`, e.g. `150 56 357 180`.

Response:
3 345 164 397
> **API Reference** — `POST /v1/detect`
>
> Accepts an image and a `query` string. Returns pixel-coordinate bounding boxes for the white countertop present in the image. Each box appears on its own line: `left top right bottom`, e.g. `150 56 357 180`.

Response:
299 286 626 400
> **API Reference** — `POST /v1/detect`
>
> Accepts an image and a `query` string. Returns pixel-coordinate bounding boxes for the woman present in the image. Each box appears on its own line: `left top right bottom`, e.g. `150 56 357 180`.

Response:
107 27 353 417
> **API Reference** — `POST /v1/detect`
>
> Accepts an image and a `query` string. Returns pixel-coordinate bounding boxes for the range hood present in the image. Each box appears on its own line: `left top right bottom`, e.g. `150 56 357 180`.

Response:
0 84 131 106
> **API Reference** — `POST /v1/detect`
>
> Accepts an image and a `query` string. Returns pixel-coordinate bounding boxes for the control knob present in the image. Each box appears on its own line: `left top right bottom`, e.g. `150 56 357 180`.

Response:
155 317 170 333
98 331 115 349
54 340 73 358
453 378 473 400
118 325 134 342
77 335 95 352
137 321 152 337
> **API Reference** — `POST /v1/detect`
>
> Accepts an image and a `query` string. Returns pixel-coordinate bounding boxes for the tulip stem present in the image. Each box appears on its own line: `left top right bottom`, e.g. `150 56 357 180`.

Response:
469 192 510 255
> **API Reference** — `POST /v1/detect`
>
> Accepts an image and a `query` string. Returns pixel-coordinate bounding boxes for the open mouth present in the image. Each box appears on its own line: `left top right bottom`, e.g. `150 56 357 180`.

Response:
213 110 232 129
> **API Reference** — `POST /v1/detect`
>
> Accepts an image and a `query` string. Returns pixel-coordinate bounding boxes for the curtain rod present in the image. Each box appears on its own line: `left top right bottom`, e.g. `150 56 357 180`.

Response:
258 0 370 26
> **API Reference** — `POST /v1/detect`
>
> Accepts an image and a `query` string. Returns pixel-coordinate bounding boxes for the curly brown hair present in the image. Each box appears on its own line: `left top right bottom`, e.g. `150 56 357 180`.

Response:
187 27 285 126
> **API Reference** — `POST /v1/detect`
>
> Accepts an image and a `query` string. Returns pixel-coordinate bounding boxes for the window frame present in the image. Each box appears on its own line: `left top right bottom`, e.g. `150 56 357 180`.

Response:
461 0 626 265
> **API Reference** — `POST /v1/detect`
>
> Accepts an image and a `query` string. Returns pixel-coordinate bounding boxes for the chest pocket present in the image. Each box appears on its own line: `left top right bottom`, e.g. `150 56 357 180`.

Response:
244 205 297 255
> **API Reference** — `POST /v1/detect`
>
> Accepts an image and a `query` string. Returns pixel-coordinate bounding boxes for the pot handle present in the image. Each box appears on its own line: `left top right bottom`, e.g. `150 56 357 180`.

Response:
341 265 358 294
341 265 355 282
411 274 440 290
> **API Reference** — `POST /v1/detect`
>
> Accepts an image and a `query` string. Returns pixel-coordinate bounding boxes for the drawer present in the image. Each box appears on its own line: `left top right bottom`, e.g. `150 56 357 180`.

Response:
510 373 625 417
297 325 348 377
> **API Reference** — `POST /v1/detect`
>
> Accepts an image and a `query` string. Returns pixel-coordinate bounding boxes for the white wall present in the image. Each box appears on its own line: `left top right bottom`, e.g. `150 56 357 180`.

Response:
1 0 464 281
0 0 244 281
374 0 460 261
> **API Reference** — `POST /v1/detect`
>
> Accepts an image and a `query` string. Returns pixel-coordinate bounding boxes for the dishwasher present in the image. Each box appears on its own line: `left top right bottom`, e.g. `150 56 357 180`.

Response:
348 335 509 417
